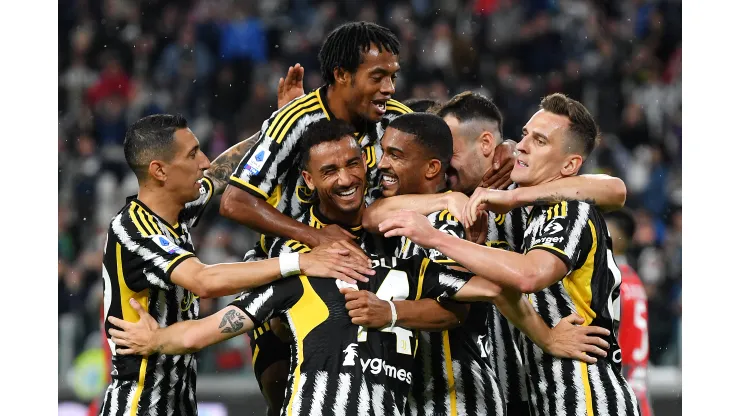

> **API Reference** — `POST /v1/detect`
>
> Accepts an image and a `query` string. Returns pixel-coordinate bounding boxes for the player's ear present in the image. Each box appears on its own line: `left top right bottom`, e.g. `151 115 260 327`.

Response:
302 170 315 191
425 158 443 180
149 160 167 182
334 67 351 86
479 131 495 157
560 154 583 177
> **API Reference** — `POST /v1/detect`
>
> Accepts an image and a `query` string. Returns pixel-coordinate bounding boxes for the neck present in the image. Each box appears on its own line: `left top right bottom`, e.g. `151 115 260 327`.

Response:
318 203 365 228
326 84 356 126
418 179 446 195
137 182 183 225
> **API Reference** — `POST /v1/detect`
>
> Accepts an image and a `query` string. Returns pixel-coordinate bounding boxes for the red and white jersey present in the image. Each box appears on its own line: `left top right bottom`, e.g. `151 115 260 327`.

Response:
618 263 653 416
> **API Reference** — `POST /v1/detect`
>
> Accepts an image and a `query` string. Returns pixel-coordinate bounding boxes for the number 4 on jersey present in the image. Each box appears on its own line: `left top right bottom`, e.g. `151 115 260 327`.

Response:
357 270 414 355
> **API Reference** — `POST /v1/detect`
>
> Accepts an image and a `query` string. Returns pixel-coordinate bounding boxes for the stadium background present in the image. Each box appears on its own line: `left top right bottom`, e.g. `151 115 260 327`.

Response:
57 0 682 414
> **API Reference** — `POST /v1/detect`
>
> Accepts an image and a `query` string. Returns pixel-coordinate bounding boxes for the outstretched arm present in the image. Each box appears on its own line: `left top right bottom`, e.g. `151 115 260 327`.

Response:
109 301 254 355
363 192 469 233
515 174 626 211
170 246 374 299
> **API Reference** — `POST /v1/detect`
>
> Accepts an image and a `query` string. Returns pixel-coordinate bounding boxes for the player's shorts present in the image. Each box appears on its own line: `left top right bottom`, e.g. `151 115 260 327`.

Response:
249 321 291 391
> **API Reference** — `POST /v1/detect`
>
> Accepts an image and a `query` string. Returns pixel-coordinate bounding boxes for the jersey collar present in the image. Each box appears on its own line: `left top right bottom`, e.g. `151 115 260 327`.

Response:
309 204 364 240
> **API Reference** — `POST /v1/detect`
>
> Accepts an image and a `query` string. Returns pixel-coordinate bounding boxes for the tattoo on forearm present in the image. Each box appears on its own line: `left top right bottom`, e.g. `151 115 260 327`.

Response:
219 310 247 333
205 132 261 194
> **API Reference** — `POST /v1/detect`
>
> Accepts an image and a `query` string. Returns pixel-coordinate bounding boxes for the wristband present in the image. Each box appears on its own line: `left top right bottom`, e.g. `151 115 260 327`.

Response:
279 253 301 278
386 299 397 330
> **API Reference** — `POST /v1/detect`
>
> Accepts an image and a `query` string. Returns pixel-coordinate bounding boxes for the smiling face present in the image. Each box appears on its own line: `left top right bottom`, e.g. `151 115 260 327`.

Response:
511 110 583 187
302 136 367 219
377 127 435 197
340 44 400 123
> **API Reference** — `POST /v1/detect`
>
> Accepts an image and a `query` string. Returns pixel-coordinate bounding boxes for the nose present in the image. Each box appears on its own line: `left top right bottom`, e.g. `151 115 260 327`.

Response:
377 153 390 170
380 76 395 96
200 152 212 170
337 167 353 186
516 136 528 154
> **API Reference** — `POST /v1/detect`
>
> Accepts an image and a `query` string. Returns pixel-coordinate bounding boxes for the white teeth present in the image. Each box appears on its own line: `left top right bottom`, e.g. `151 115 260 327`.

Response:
338 187 357 197
382 175 397 184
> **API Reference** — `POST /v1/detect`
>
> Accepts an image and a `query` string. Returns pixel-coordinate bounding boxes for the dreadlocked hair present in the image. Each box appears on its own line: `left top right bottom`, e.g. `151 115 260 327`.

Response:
319 21 400 85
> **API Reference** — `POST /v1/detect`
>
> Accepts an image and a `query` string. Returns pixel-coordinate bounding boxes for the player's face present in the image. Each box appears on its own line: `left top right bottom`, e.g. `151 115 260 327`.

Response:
377 127 430 197
511 110 581 187
346 45 400 123
444 115 489 196
166 128 211 202
303 136 367 216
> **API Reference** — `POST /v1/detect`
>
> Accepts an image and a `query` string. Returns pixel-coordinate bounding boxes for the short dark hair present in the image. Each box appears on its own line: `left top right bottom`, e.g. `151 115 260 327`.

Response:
123 114 188 179
437 91 504 139
539 93 599 157
387 113 453 171
319 21 401 85
300 119 358 170
403 98 441 114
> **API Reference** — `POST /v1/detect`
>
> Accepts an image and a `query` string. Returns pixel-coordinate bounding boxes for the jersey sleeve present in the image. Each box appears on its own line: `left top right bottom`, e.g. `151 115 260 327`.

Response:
180 177 215 228
229 277 304 325
403 256 474 301
228 92 323 202
113 212 196 292
527 201 594 273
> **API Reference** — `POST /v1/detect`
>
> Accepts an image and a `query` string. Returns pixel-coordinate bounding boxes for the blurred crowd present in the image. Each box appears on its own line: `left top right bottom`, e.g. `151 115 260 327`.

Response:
58 0 682 380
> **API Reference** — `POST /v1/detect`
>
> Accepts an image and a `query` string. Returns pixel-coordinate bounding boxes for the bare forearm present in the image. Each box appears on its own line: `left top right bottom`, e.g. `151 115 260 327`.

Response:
205 132 260 195
432 231 533 293
513 174 626 211
153 307 252 354
492 289 553 351
220 187 319 245
197 258 283 298
393 299 468 331
363 194 448 233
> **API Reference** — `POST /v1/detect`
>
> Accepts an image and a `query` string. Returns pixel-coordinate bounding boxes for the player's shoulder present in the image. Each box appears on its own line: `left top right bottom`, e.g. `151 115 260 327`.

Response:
384 99 414 116
428 209 462 226
535 199 594 220
263 89 327 139
111 199 157 240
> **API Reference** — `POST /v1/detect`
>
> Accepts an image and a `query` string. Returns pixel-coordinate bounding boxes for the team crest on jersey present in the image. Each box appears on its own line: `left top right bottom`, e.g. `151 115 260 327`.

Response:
244 144 271 175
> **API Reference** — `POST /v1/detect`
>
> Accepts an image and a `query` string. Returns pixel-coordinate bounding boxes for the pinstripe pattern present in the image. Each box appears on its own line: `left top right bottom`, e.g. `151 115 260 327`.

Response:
230 253 473 416
398 208 505 415
100 179 212 416
520 201 638 416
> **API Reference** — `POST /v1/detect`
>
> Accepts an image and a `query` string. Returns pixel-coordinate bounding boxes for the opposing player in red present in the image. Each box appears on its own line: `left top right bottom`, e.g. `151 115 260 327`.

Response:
605 210 653 416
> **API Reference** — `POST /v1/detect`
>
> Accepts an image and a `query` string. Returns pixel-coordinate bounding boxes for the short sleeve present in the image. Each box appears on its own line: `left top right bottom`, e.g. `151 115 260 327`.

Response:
228 92 323 201
115 212 196 291
229 277 304 325
528 201 594 273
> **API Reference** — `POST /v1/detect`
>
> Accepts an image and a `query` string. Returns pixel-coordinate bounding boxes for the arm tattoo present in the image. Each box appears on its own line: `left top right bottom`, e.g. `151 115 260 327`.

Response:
205 132 261 195
219 310 247 334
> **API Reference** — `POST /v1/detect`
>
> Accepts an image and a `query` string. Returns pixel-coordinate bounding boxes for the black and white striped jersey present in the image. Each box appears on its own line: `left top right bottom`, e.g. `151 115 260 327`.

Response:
99 178 214 416
484 207 531 410
397 209 504 416
228 86 412 218
520 200 639 416
230 255 474 416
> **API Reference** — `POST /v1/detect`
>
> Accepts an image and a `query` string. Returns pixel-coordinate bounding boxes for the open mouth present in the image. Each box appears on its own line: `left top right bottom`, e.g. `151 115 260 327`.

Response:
380 173 398 188
516 159 528 168
371 99 387 114
335 186 360 201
